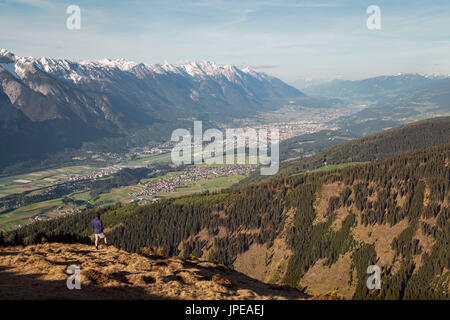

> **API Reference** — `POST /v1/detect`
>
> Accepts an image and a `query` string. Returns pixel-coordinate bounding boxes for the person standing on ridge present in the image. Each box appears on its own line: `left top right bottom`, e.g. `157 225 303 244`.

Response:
92 213 108 250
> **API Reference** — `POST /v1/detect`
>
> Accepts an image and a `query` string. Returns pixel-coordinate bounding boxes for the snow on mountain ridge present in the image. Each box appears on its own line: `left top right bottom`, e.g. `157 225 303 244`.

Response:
0 49 270 85
0 63 21 80
0 50 280 100
96 58 138 71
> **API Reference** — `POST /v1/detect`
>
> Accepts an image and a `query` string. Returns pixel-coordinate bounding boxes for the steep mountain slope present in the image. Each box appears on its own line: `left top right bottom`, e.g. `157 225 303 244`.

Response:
0 86 31 132
0 242 307 300
8 143 449 299
240 116 450 185
0 84 114 171
0 49 304 171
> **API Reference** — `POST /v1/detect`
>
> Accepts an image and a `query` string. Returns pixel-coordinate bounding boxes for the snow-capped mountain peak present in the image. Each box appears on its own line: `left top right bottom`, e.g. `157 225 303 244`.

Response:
0 50 273 85
0 50 301 107
0 49 304 168
0 49 11 56
0 49 17 63
0 49 24 79
96 58 138 71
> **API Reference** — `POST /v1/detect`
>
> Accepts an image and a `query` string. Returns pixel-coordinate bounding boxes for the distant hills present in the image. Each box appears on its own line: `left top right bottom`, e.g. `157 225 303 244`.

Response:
303 73 450 102
303 73 450 127
0 49 304 171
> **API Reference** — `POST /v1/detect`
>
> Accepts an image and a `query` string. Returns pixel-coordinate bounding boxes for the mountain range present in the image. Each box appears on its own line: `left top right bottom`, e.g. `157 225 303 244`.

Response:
302 73 450 135
0 49 304 171
3 50 450 175
303 73 450 102
0 49 303 122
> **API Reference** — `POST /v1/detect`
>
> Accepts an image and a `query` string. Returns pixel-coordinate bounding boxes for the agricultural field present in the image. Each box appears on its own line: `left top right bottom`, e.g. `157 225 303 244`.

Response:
0 198 68 231
0 165 96 196
0 146 263 232
157 174 247 198
0 158 251 232
122 152 172 166
0 151 173 198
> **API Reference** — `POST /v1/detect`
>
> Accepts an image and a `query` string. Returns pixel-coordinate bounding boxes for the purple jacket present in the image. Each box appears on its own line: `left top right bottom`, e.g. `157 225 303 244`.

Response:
92 217 103 234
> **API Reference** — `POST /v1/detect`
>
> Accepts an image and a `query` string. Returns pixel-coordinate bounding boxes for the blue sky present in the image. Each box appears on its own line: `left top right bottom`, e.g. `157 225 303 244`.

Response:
1 0 450 82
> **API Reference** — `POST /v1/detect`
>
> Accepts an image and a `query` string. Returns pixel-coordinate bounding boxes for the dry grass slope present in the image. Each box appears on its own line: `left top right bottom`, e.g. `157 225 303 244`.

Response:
0 243 309 300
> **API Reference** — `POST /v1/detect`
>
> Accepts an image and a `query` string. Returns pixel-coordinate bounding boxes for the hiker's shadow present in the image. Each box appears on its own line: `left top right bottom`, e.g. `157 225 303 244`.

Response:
0 251 19 257
0 267 162 300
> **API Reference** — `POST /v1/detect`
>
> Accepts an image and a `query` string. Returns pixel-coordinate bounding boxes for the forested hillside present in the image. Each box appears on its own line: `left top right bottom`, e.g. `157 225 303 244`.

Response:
240 116 450 185
4 142 449 300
